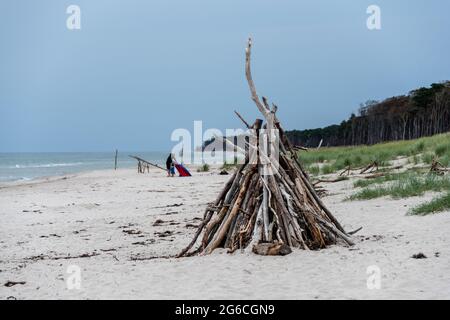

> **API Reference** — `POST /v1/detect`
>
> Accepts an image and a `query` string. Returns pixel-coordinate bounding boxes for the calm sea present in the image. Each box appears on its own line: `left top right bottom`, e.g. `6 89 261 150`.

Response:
0 152 167 182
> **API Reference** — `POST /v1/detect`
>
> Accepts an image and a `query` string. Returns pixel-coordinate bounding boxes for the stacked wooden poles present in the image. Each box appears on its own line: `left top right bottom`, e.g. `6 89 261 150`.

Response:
177 38 353 257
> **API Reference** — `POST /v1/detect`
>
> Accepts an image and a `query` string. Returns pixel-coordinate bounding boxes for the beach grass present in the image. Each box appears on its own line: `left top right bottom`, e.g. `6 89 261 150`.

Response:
408 192 450 215
306 164 320 175
348 173 450 200
321 164 334 175
300 133 450 175
221 161 238 170
353 172 411 188
300 133 450 215
197 163 210 172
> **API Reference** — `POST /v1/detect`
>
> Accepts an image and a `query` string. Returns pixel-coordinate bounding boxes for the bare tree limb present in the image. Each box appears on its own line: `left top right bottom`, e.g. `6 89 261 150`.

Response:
234 110 251 129
245 38 270 118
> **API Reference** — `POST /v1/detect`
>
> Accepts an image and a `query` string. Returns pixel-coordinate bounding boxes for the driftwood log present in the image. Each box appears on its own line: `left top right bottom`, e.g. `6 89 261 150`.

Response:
129 155 167 173
339 166 352 176
178 38 353 257
430 158 449 175
360 161 379 174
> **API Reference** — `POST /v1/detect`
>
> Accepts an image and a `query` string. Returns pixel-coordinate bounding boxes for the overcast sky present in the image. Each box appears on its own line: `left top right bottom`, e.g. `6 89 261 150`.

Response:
1 0 449 152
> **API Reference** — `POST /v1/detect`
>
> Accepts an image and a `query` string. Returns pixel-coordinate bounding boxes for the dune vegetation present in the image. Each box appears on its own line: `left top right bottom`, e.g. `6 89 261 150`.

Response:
348 173 450 201
301 132 450 175
408 192 450 216
300 133 450 215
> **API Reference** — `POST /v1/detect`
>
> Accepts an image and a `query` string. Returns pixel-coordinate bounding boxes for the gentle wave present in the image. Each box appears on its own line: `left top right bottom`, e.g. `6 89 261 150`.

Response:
7 162 84 169
0 176 32 182
0 152 166 182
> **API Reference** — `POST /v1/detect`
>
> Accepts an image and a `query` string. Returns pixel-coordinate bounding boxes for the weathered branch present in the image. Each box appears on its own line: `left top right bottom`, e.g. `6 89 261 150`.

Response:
245 38 270 119
234 110 251 129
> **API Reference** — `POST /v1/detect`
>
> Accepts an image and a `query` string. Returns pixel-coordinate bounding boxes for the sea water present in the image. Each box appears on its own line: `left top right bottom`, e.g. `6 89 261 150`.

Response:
0 151 242 182
0 152 166 182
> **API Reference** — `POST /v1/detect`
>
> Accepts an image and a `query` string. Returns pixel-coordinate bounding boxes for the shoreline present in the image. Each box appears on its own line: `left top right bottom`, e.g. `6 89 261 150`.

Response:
0 151 244 185
0 151 169 185
0 168 131 189
0 163 217 188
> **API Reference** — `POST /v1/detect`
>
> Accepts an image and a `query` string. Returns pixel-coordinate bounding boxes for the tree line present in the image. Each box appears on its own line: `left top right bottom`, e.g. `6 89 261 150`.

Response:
286 81 450 147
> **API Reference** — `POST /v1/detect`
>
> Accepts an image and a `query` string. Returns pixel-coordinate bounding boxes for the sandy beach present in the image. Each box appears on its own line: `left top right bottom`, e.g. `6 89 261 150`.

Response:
0 167 449 300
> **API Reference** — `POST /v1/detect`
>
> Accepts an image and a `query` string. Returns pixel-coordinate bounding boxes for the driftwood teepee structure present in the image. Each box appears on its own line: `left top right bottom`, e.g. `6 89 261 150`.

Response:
178 39 353 257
